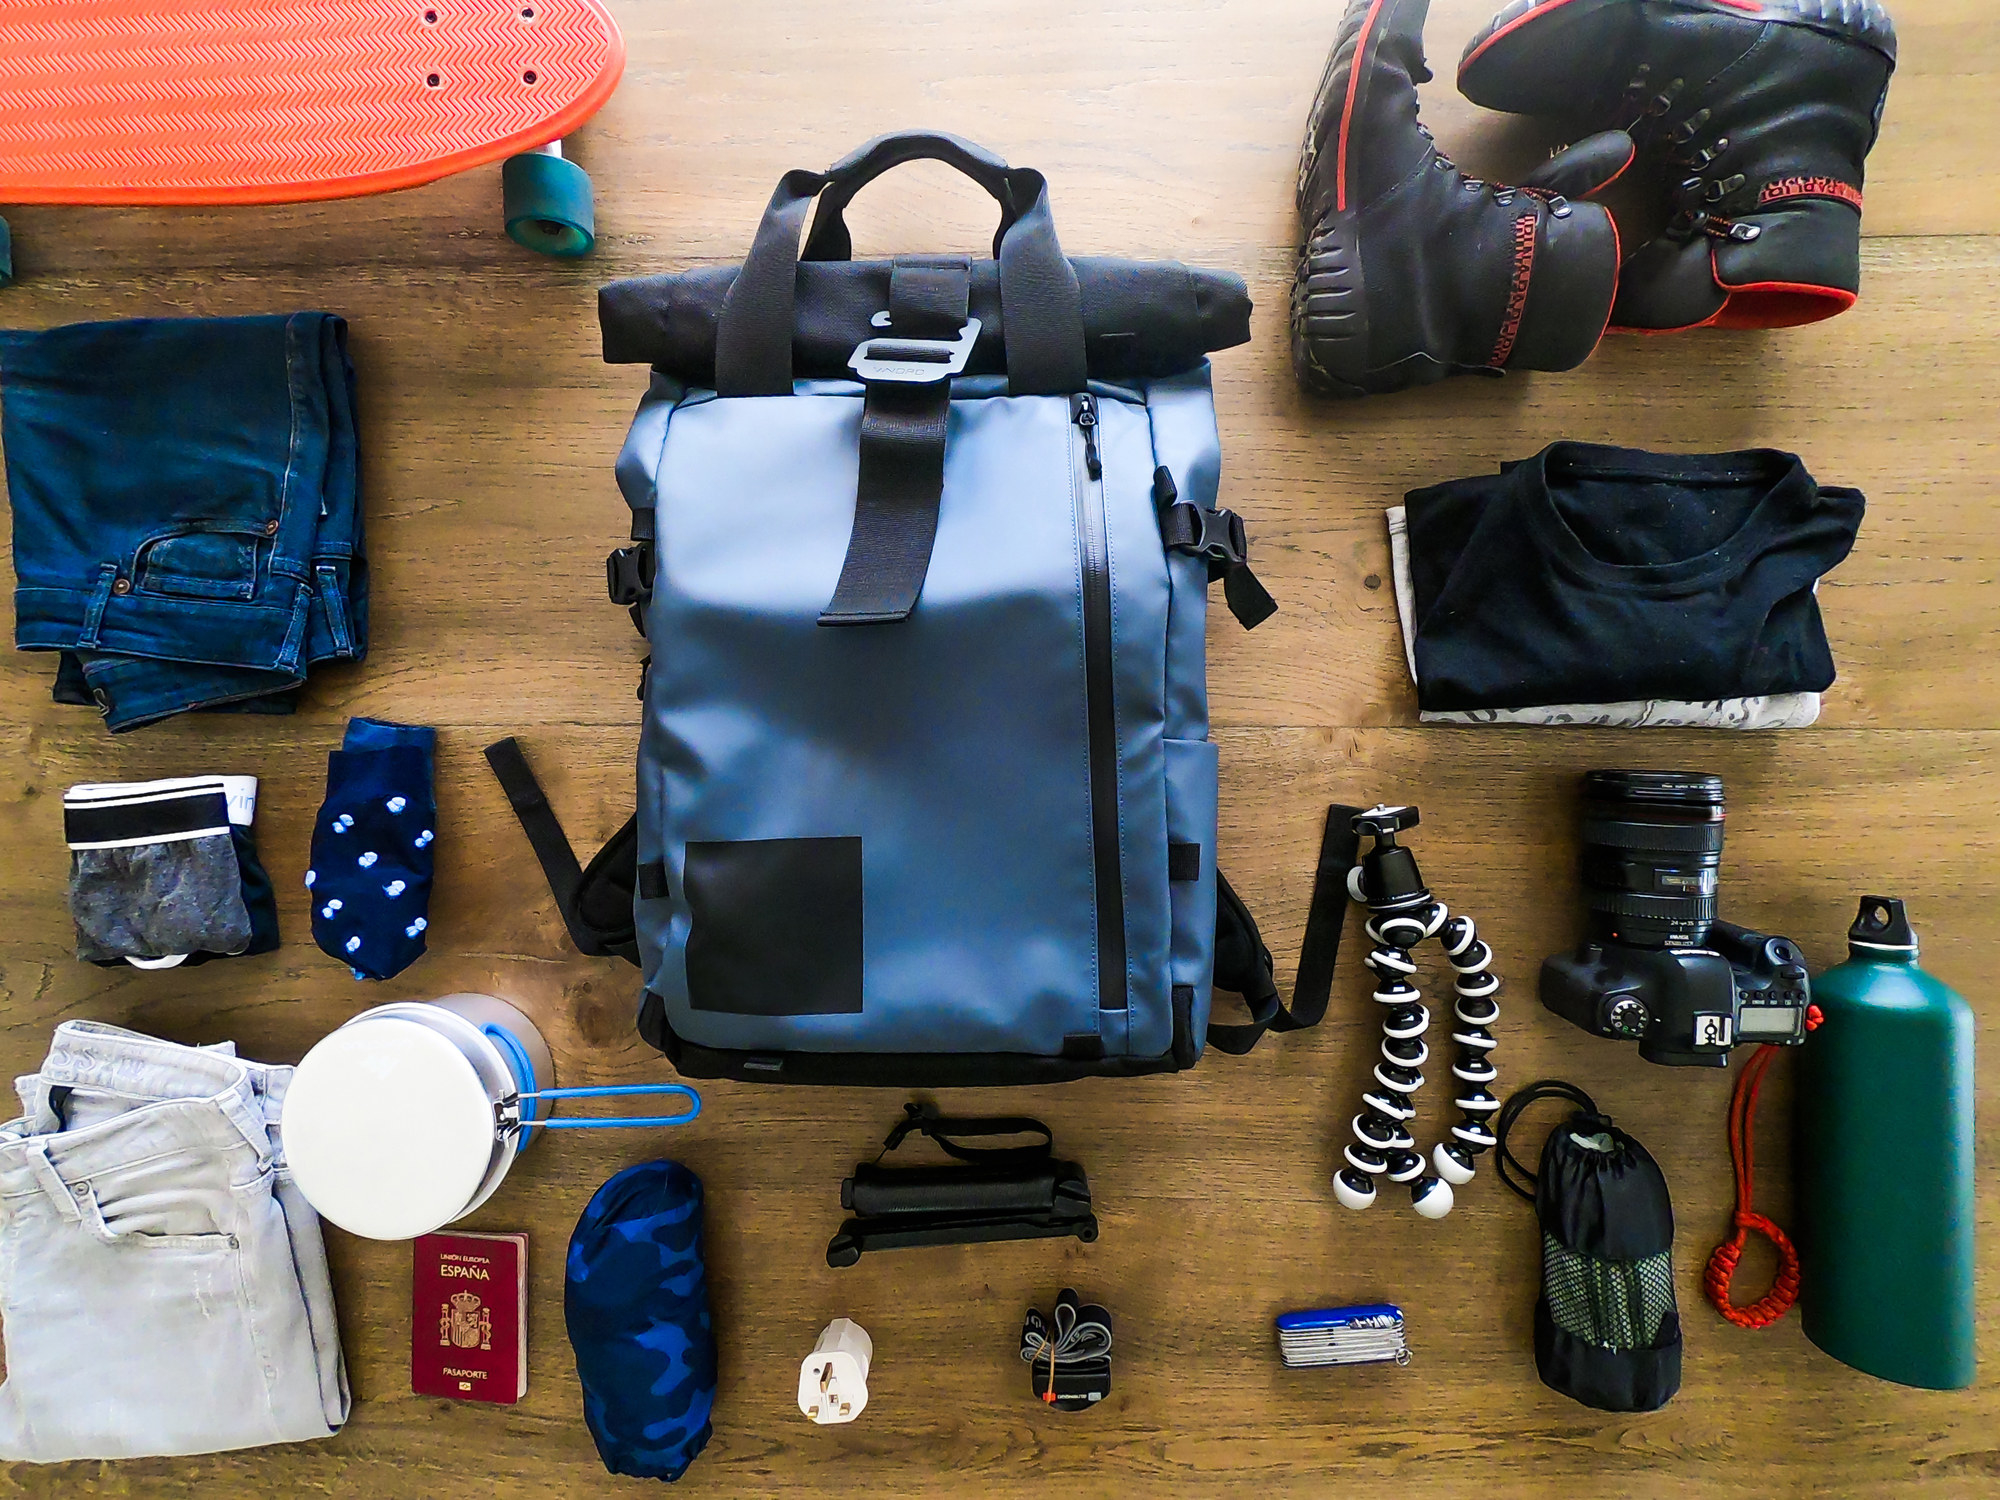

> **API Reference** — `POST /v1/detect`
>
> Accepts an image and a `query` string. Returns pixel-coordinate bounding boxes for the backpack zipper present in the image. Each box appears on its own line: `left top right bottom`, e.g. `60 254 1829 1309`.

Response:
1075 392 1103 478
1071 392 1127 1014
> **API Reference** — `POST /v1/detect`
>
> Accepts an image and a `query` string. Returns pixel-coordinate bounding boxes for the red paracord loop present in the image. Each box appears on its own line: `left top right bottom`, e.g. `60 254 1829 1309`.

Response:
1703 1005 1822 1329
1704 1209 1803 1328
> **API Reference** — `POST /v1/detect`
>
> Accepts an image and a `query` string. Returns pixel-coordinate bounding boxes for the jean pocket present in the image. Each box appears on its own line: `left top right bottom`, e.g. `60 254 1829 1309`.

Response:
684 836 864 1016
106 1227 239 1252
74 1167 241 1250
136 528 263 601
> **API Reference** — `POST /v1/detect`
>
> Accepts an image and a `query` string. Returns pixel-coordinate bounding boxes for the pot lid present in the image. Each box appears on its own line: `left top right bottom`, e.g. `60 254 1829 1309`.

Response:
283 1017 499 1241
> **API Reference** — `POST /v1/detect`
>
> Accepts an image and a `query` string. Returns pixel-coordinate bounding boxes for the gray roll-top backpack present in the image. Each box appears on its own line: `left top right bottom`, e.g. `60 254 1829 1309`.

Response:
488 131 1346 1086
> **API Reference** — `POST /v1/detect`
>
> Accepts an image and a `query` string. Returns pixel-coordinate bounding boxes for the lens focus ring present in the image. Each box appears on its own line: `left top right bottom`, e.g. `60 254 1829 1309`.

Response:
1586 888 1719 923
1581 816 1724 854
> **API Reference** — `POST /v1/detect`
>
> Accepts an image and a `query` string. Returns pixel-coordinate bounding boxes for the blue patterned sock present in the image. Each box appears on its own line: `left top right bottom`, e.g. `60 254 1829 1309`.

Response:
307 718 437 980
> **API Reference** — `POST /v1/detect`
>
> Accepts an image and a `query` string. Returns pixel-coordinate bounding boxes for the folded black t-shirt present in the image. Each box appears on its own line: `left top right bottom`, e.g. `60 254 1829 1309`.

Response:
1403 444 1864 713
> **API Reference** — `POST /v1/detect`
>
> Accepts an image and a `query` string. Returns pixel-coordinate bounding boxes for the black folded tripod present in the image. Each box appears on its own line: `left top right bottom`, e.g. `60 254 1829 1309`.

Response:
826 1103 1097 1268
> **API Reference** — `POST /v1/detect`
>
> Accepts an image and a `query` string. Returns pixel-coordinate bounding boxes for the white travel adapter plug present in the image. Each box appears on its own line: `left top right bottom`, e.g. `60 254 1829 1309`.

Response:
798 1318 873 1425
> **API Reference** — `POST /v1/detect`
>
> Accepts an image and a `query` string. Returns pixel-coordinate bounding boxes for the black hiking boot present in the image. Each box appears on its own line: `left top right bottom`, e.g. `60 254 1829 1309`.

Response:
1291 0 1620 397
1459 0 1897 331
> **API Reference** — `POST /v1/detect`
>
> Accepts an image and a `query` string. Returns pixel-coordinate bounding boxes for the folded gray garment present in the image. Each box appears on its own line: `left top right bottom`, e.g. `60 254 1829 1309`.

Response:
64 777 257 966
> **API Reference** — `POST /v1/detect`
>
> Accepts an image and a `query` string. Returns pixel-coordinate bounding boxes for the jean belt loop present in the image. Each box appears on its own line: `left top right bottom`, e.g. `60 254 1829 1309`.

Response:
314 563 353 657
75 562 120 650
254 1059 291 1127
20 1138 84 1224
216 1079 279 1165
276 579 311 672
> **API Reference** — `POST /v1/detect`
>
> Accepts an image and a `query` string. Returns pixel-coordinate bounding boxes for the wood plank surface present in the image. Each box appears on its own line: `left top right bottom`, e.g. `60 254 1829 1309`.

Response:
0 1 1992 1496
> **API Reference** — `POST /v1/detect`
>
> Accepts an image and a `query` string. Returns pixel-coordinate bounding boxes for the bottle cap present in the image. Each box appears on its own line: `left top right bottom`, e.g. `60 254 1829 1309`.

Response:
1847 895 1918 955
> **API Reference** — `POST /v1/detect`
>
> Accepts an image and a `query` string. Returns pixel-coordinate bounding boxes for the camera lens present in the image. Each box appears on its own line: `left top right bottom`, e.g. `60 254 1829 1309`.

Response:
1578 770 1725 947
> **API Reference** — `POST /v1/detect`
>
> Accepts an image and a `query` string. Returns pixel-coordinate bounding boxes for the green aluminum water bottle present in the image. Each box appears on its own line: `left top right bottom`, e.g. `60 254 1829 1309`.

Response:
1796 896 1976 1388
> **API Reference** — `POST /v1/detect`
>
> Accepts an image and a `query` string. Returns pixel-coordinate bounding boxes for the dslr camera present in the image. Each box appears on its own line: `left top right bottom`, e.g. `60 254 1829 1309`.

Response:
1540 770 1811 1067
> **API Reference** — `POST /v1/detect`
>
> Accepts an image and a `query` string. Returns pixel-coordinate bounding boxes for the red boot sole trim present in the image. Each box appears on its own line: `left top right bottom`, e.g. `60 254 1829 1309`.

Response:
1593 206 1623 346
1712 280 1858 327
1608 276 1856 334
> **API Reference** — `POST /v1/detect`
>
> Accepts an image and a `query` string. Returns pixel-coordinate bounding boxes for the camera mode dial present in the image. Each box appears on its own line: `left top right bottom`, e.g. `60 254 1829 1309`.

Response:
1604 995 1649 1038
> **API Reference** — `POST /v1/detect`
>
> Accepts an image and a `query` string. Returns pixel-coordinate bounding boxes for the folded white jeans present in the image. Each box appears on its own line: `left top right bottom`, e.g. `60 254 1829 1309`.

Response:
0 1021 349 1461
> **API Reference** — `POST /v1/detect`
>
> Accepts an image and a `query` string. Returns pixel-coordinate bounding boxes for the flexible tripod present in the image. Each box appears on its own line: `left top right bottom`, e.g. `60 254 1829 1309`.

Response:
1330 806 1501 1218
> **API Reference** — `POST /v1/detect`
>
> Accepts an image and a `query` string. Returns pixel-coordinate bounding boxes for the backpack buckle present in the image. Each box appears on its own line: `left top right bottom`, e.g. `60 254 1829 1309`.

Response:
1160 498 1276 630
1164 502 1248 577
848 316 982 385
607 543 653 607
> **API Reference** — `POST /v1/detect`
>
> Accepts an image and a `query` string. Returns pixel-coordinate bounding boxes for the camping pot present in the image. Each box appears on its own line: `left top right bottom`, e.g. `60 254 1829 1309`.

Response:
281 992 700 1240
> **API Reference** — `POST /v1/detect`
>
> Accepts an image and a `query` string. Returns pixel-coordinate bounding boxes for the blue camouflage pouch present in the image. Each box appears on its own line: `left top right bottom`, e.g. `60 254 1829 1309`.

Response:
565 1161 717 1482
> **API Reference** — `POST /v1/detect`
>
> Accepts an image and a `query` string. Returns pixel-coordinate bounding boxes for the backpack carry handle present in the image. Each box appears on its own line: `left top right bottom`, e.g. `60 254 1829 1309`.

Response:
714 130 1087 398
801 131 1025 262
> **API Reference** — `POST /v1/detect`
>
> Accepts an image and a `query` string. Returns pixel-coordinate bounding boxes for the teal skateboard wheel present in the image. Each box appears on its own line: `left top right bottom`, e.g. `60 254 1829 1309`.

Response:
503 150 595 257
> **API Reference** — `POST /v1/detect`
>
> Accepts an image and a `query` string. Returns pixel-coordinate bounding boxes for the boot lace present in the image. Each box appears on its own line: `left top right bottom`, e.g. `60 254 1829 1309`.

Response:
1619 64 1761 243
1417 123 1572 218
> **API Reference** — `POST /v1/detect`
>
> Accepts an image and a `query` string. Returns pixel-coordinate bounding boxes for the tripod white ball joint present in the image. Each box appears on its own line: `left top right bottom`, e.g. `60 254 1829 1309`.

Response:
1331 805 1501 1219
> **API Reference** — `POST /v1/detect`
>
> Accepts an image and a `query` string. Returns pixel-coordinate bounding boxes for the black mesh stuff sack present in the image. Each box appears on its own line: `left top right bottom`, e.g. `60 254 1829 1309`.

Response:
1496 1081 1682 1412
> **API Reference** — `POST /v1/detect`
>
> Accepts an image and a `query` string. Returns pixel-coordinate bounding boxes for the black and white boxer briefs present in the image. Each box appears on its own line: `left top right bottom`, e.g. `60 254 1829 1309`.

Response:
64 776 262 967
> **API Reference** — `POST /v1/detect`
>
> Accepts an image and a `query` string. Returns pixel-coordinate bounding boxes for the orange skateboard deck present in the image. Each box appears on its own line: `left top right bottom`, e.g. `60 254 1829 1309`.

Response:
0 0 624 274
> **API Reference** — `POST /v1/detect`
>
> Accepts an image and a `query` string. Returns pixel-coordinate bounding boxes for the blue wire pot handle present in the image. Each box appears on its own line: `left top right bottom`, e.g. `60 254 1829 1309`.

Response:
480 1023 701 1144
513 1082 703 1131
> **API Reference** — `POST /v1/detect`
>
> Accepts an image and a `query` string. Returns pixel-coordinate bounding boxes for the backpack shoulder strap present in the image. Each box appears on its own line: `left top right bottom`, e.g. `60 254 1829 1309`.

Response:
484 737 642 965
1206 803 1363 1055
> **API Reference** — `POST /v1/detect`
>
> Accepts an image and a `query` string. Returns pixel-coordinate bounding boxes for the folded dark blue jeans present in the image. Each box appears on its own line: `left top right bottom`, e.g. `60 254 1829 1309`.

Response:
0 313 366 731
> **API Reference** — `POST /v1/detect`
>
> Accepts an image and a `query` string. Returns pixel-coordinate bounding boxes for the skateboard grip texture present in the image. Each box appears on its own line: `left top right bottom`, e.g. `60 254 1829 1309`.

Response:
0 0 624 204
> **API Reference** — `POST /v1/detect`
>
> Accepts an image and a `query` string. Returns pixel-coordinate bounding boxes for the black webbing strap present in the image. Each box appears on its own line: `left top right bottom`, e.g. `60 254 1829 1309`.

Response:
819 257 970 625
877 1101 1054 1164
885 256 971 337
483 736 628 960
484 737 584 923
1206 803 1365 1055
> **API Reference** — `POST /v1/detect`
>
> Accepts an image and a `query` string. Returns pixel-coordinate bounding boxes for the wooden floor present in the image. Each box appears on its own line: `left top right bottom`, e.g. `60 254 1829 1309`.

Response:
0 0 1992 1494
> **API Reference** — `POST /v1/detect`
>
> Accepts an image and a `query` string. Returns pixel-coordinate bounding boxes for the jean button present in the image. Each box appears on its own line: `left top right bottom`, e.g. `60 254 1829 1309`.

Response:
110 576 131 595
263 519 279 536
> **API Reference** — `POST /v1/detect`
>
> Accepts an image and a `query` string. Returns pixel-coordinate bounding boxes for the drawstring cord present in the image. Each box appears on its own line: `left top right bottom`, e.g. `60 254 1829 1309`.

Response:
1703 1004 1823 1328
1493 1078 1600 1202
